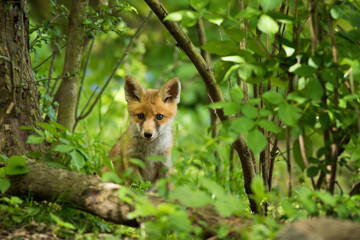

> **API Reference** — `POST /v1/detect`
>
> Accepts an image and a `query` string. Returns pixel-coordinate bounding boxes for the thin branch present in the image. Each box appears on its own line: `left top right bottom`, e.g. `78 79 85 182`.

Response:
308 0 317 55
74 12 152 127
299 134 316 189
75 37 95 121
248 28 272 60
33 44 66 70
349 68 360 132
286 126 292 197
46 39 59 95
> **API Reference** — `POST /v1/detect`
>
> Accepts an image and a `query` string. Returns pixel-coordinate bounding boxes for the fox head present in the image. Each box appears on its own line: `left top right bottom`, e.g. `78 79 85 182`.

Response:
124 75 181 141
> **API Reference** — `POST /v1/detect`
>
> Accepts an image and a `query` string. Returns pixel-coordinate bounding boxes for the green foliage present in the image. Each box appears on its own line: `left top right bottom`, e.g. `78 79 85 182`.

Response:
3 0 360 238
23 121 107 174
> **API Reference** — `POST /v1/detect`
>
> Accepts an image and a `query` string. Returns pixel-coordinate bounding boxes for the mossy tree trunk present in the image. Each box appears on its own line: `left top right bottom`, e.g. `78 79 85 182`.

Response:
0 0 44 156
54 0 88 130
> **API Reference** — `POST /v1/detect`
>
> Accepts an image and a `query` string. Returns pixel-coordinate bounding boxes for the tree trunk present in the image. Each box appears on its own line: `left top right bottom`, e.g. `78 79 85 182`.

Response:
54 0 88 130
0 0 44 156
5 160 246 239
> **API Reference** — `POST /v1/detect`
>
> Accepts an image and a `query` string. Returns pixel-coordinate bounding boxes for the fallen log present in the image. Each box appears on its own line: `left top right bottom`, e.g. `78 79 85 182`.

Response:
3 161 360 239
276 218 360 240
4 160 246 238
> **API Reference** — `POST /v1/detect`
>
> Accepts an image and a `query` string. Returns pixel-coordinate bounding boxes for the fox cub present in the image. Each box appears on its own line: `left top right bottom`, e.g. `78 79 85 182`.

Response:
104 75 181 185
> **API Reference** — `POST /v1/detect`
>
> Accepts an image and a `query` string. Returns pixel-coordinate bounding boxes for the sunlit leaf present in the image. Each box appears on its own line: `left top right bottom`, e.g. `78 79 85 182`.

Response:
257 15 279 35
53 144 74 153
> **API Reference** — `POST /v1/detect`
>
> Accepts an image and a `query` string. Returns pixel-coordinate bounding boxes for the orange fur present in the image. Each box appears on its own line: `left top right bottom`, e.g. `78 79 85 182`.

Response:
103 76 180 185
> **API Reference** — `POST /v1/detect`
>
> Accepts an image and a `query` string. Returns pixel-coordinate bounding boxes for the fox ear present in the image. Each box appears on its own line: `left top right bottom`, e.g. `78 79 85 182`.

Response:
159 77 181 104
124 76 145 102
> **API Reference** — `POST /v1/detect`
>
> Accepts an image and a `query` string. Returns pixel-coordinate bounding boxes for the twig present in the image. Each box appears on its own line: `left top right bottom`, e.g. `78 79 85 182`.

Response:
30 13 61 49
74 12 152 128
75 37 95 120
248 28 272 60
33 44 66 70
299 134 316 189
46 38 60 95
349 68 360 132
308 0 317 55
286 126 292 197
0 102 15 126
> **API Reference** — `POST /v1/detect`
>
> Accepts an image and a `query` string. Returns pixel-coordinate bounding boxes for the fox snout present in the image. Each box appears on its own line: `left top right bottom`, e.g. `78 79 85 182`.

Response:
139 119 159 140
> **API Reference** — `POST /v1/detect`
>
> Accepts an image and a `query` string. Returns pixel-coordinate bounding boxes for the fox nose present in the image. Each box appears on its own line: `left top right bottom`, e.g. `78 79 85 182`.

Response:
144 132 153 139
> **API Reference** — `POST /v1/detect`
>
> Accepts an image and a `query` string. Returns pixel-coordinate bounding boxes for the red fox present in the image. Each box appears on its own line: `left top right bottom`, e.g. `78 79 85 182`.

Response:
104 75 181 185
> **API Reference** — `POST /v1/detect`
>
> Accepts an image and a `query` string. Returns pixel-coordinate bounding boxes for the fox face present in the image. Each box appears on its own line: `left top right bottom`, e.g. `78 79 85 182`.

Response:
124 76 181 141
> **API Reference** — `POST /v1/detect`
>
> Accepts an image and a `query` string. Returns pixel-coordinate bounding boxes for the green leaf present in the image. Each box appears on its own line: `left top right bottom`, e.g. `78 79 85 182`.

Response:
36 122 57 134
294 65 317 77
50 121 69 131
170 186 212 208
238 63 253 80
258 119 281 133
0 178 10 193
303 77 323 101
293 137 313 171
262 91 284 105
199 177 225 197
204 13 224 25
215 61 233 83
26 135 45 144
230 117 255 133
6 156 29 176
241 104 258 119
50 213 75 230
52 144 75 153
278 103 301 126
246 128 267 154
238 7 261 19
20 126 36 131
257 15 279 35
230 85 244 102
258 0 282 12
209 102 241 115
190 0 209 11
129 158 146 169
306 166 319 177
223 25 245 42
202 40 238 56
208 0 230 12
251 175 265 205
69 150 85 170
164 10 199 27
221 56 245 63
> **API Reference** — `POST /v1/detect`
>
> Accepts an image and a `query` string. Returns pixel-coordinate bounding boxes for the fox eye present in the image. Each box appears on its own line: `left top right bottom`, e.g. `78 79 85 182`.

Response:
137 113 145 120
156 114 163 120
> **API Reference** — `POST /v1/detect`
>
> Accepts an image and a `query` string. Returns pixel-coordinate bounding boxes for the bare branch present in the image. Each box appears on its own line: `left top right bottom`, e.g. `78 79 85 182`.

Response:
75 12 152 126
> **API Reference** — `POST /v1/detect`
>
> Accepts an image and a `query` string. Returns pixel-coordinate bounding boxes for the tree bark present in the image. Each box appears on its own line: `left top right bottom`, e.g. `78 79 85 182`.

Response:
54 0 89 130
276 218 360 240
4 160 247 239
0 0 44 156
143 0 257 213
